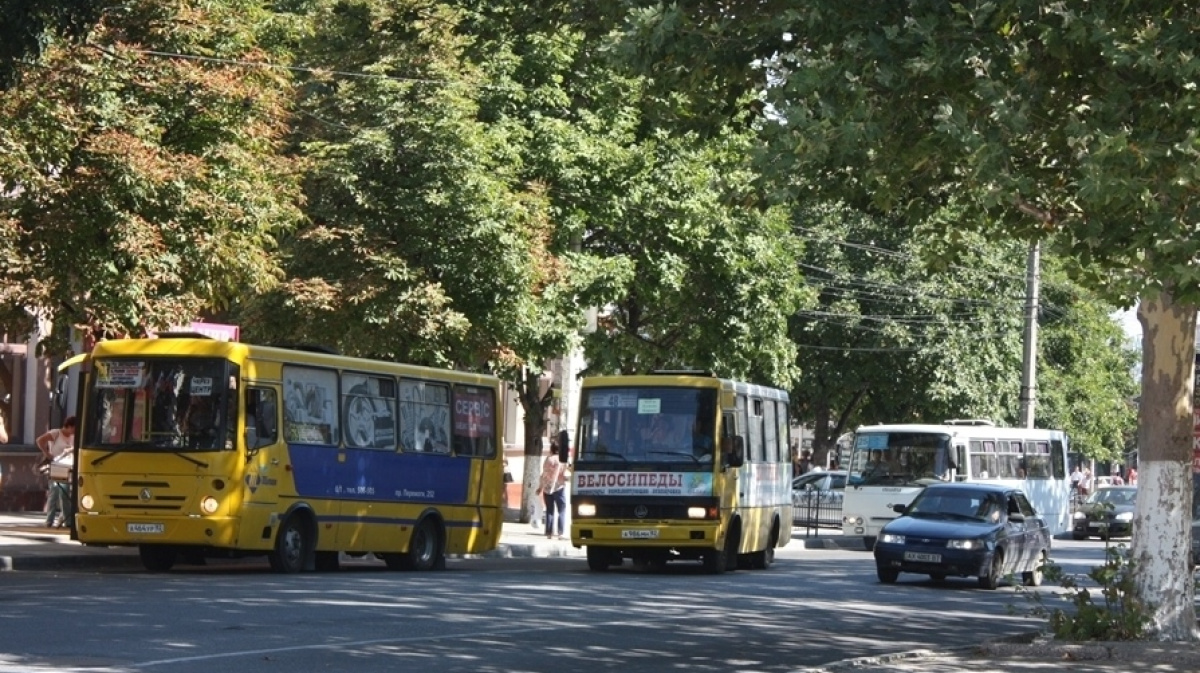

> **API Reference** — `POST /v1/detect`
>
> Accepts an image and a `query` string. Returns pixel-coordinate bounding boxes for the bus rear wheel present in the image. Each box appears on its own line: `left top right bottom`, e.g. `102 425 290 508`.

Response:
386 518 444 571
139 545 177 572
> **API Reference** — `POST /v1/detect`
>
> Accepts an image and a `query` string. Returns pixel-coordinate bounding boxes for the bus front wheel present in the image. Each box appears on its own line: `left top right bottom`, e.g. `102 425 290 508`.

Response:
139 545 177 572
269 515 310 573
586 546 613 571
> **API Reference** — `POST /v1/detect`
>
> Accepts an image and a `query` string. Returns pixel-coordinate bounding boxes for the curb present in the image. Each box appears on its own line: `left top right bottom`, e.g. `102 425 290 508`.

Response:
1 540 585 572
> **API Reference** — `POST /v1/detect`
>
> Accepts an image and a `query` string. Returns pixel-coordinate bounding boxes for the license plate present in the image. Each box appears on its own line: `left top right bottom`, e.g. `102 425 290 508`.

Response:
1090 522 1108 530
127 523 164 534
904 551 941 563
621 529 659 539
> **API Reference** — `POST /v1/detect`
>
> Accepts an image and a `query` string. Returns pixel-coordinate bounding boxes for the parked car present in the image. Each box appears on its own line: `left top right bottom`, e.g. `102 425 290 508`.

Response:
873 482 1051 590
1072 486 1137 540
792 470 848 527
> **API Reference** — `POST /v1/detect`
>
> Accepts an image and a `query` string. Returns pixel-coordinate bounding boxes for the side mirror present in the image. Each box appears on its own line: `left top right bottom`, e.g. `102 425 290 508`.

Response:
892 503 907 514
1008 511 1025 523
721 436 745 469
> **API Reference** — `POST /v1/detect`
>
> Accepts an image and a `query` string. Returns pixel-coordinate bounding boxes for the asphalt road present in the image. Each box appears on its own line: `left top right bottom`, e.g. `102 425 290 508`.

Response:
0 537 1117 673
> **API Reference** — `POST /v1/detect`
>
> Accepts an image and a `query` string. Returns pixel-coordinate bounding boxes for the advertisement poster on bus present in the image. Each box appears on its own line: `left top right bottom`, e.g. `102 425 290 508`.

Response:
454 390 493 438
574 471 713 497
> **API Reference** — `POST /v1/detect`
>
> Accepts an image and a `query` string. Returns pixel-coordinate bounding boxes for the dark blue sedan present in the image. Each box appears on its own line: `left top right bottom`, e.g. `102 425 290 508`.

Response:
873 482 1052 590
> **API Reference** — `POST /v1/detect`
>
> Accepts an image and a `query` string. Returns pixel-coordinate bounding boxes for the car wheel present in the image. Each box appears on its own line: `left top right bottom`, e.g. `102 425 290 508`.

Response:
877 566 899 584
1023 549 1047 587
979 551 1003 590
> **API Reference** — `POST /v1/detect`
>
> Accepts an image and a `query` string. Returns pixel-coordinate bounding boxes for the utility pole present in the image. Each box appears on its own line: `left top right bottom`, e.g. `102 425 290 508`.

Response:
1019 241 1041 428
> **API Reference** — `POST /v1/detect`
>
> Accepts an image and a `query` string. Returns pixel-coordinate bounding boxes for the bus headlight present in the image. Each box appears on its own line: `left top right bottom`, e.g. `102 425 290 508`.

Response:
687 507 707 519
80 494 94 511
844 515 863 526
200 496 220 515
577 503 596 517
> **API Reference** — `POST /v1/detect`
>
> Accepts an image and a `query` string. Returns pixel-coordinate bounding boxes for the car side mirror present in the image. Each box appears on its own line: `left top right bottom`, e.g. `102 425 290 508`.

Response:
892 503 907 514
721 436 745 469
1009 512 1025 523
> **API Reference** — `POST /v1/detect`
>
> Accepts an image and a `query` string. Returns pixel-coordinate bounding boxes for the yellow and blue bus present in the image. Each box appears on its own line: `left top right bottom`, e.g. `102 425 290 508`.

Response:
570 373 793 573
73 334 504 572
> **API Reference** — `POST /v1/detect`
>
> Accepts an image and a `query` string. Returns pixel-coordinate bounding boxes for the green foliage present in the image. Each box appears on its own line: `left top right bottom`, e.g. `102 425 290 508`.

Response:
0 0 105 89
1020 544 1151 641
0 0 303 348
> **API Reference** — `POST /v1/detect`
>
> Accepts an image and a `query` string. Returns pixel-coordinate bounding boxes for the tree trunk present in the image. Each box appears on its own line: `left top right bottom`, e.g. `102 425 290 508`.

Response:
1133 291 1198 641
517 368 552 525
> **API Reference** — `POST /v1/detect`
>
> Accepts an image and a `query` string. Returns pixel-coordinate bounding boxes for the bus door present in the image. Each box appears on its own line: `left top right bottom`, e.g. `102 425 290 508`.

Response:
241 385 282 532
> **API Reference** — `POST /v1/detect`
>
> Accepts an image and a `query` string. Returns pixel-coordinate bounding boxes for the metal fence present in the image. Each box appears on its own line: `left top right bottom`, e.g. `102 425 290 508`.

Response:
792 493 844 532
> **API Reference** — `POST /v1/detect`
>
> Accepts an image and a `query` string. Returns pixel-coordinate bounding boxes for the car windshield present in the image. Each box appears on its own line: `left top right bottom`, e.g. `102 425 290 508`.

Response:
1088 489 1136 506
907 490 1002 522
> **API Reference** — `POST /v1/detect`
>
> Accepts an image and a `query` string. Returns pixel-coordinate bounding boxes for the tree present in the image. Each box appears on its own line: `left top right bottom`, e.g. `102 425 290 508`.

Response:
790 205 1136 466
0 0 303 349
0 0 105 89
611 1 1197 639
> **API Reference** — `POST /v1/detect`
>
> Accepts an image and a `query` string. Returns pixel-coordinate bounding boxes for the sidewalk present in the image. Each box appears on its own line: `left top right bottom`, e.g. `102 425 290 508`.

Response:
0 511 585 571
2 512 1193 673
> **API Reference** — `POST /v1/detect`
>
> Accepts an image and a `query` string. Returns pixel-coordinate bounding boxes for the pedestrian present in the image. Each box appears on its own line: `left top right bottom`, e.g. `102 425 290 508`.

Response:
1128 467 1137 486
0 410 8 492
36 416 76 528
1069 465 1083 497
798 450 814 474
537 441 569 540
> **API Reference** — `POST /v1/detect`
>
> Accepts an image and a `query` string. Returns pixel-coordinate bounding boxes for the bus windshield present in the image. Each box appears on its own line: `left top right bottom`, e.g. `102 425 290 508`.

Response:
86 357 237 451
849 431 954 486
577 387 717 465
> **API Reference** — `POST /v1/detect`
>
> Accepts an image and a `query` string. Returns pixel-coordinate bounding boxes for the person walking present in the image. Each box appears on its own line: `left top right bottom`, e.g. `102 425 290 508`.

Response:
536 441 569 540
36 416 76 528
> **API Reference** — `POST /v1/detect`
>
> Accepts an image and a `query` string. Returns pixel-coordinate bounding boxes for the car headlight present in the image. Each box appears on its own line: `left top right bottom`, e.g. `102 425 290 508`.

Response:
879 533 905 544
947 539 983 550
1115 512 1133 522
1073 511 1086 520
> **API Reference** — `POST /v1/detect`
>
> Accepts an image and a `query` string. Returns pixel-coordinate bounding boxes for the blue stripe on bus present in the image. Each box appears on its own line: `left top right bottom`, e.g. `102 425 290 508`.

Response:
316 515 482 529
287 444 472 503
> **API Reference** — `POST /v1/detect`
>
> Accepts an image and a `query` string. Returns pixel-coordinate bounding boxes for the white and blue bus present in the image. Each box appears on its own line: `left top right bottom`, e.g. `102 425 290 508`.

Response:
840 420 1071 544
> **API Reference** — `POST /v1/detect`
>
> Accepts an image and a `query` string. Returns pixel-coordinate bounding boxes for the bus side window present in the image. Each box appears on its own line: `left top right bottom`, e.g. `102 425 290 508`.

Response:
247 388 278 448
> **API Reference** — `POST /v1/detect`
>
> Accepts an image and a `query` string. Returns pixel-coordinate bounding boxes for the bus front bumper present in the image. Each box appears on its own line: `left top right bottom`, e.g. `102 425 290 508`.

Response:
571 520 721 548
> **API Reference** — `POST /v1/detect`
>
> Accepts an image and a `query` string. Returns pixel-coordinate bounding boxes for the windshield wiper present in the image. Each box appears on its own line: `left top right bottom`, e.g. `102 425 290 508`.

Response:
172 452 209 469
91 451 121 467
648 451 700 464
90 448 208 469
583 452 629 463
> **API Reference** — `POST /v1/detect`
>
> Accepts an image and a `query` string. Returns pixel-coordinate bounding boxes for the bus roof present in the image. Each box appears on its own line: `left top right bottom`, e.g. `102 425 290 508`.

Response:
581 374 789 402
87 337 500 386
854 423 1066 441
